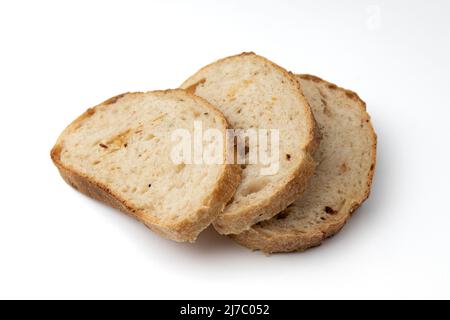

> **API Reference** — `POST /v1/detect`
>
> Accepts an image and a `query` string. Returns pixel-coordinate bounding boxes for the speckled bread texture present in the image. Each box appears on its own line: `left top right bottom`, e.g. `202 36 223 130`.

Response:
231 74 377 253
181 53 317 235
51 89 241 242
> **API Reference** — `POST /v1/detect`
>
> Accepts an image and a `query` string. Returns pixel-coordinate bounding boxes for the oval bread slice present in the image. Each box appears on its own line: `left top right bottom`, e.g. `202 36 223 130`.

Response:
231 75 377 253
181 53 317 235
51 89 241 242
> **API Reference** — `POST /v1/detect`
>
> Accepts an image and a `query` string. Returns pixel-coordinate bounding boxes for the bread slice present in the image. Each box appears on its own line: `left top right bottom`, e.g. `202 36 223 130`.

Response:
231 74 377 253
51 89 240 242
180 53 318 235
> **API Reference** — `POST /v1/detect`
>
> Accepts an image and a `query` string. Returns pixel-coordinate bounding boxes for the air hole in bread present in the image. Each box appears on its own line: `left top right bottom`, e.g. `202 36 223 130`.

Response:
276 210 289 220
240 177 269 197
324 206 337 214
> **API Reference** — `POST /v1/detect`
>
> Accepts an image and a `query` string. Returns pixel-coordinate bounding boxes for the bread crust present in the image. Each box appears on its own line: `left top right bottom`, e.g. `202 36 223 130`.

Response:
181 52 319 235
213 153 317 234
231 74 377 253
51 89 241 242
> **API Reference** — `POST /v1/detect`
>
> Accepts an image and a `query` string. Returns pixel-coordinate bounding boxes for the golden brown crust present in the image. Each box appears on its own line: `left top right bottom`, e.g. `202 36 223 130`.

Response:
213 153 317 234
181 52 319 235
231 74 377 253
102 93 129 105
50 89 241 242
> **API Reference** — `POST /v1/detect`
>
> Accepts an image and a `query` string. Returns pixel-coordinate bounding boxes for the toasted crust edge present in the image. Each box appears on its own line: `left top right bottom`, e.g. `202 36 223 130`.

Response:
230 74 377 253
51 89 241 242
181 52 319 234
213 152 317 235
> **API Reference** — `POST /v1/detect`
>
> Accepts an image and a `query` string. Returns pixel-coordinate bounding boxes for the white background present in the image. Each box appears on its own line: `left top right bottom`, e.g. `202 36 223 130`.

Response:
0 0 449 299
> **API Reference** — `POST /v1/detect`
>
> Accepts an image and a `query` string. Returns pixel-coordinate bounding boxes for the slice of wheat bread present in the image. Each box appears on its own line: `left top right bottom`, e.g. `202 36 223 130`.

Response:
180 53 318 235
51 89 241 242
231 74 377 253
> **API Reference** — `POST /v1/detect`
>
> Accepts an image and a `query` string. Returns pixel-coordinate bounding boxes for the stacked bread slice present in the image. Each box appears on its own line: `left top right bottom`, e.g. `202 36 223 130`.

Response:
51 53 376 253
181 53 318 235
51 90 241 242
231 74 377 253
